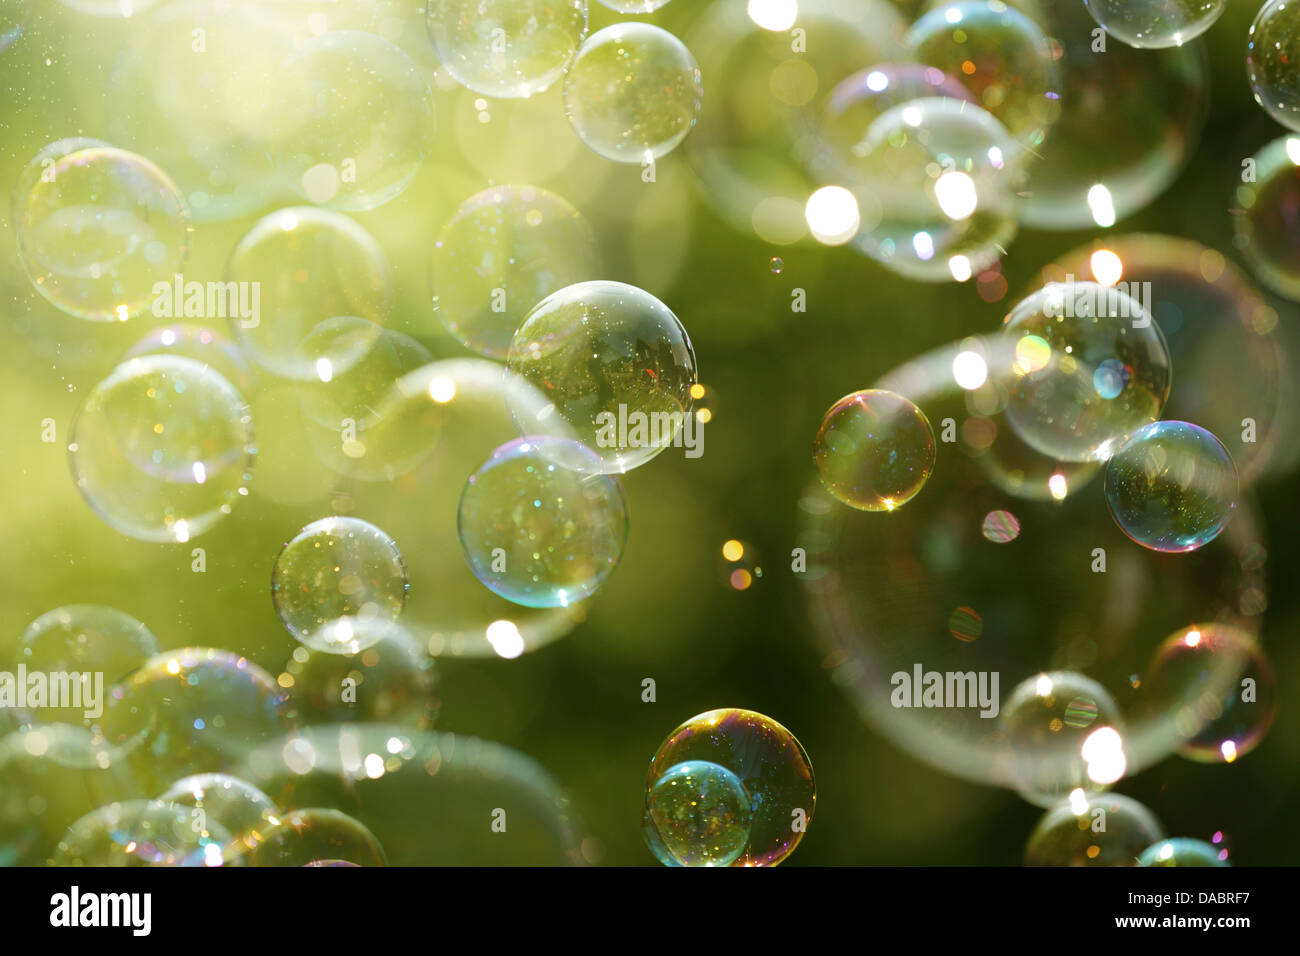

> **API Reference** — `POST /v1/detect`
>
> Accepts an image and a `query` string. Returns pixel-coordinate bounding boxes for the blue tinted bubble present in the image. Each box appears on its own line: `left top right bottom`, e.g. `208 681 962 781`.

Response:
1138 837 1229 867
645 760 753 867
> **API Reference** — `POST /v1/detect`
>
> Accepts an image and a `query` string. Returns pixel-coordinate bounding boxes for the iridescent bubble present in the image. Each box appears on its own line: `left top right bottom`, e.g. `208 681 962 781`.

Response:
157 773 279 857
430 185 599 359
272 517 409 654
814 389 936 512
1 5 23 52
1234 135 1300 302
458 437 629 608
69 355 255 543
1104 421 1238 554
719 538 763 592
645 760 753 867
226 207 392 380
506 280 698 474
1142 624 1276 764
1138 837 1229 867
13 143 190 322
1000 671 1126 807
98 648 299 797
769 256 785 274
57 0 164 16
124 323 257 400
563 23 702 163
948 605 984 641
1248 0 1300 132
1084 0 1223 49
647 709 815 867
272 31 435 211
1002 282 1171 462
243 807 386 867
907 1 1061 147
1024 793 1163 866
51 799 230 867
852 98 1024 282
425 0 588 99
980 508 1020 542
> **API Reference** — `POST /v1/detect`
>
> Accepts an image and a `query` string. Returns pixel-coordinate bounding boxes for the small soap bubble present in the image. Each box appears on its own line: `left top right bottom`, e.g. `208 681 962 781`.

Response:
980 509 1020 543
645 760 753 867
814 389 936 512
241 807 386 867
1138 837 1229 867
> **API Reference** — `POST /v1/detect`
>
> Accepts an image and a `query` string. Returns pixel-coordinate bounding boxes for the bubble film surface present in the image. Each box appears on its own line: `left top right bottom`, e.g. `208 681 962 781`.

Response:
645 760 753 867
814 388 936 511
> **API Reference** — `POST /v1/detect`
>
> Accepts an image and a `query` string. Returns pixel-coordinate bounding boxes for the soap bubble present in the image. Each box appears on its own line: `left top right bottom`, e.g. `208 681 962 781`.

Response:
272 517 409 654
157 773 279 857
563 23 702 163
13 142 190 322
1142 624 1275 765
506 280 698 474
52 799 231 866
852 98 1024 282
425 0 588 99
1234 135 1300 302
458 437 629 608
1248 0 1300 131
226 207 392 380
242 807 386 867
1000 671 1126 807
1001 282 1171 462
1138 837 1228 867
647 709 814 867
69 355 255 543
1105 422 1238 554
1024 793 1163 866
430 185 599 359
124 324 257 401
98 648 299 797
600 0 671 11
236 725 582 864
907 1 1061 147
272 31 435 211
814 389 936 512
1084 0 1223 49
645 760 753 867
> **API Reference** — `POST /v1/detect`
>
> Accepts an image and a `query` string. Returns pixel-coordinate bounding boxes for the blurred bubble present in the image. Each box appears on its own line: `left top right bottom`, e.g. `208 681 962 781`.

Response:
980 508 1020 542
124 323 257 400
243 807 386 867
1235 135 1300 302
719 538 763 591
51 799 230 867
564 23 702 163
1105 422 1238 554
1002 282 1171 462
769 256 785 274
226 207 392 381
157 773 279 857
1138 837 1228 867
272 31 435 211
0 730 114 865
13 142 190 322
69 355 255 543
1142 624 1276 764
430 185 599 359
645 760 753 867
459 437 629 608
425 0 588 99
1084 0 1223 49
272 517 409 654
647 709 815 867
506 280 698 474
907 1 1060 147
1024 793 1163 866
814 389 936 512
1248 1 1300 132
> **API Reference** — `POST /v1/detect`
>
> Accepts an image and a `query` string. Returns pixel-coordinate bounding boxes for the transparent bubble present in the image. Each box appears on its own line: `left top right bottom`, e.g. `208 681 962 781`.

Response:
1234 135 1300 302
1024 793 1163 866
226 207 392 380
1105 422 1238 554
51 799 230 867
242 807 386 867
98 648 299 797
563 23 702 163
684 0 907 243
430 185 600 359
1036 235 1284 486
645 760 753 867
506 280 698 473
814 389 936 512
769 256 785 274
271 517 409 654
907 1 1061 147
1138 837 1228 867
425 0 588 99
1000 671 1126 807
1142 624 1275 765
647 709 815 867
1001 282 1171 462
600 0 671 11
157 773 279 857
272 31 435 211
1010 0 1207 229
852 98 1024 282
284 622 438 730
1249 0 1300 132
236 725 582 864
458 437 629 608
1083 0 1223 49
124 323 257 401
69 355 255 543
13 143 190 322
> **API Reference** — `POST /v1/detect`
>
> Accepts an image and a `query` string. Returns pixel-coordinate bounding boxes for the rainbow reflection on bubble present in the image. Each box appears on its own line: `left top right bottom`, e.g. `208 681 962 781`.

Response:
644 760 753 867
